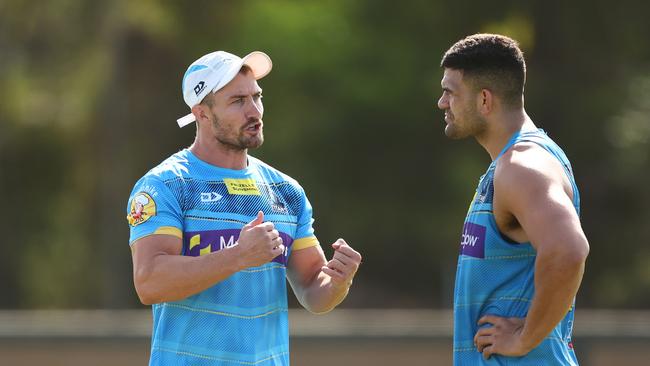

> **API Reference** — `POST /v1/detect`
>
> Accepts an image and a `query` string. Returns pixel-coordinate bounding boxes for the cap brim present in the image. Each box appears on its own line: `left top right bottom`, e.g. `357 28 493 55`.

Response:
177 113 196 128
243 51 272 80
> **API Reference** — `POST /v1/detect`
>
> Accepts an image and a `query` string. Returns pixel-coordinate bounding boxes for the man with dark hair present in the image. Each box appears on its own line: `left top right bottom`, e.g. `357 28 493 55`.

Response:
127 50 362 365
441 34 526 109
437 34 589 365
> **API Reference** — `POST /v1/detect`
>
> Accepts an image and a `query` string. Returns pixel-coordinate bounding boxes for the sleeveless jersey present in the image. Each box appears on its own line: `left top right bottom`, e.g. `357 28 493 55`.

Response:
453 129 580 365
126 149 319 366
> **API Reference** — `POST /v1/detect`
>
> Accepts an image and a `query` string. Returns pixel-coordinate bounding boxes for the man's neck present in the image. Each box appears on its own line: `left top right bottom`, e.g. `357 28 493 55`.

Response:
476 109 536 161
189 138 248 170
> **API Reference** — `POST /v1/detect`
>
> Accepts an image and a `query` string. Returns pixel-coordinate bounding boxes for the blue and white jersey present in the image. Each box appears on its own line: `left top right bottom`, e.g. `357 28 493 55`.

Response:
127 149 319 366
453 129 580 365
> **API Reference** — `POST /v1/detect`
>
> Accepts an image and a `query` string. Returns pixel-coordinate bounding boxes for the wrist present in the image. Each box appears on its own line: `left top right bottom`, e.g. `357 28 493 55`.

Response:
331 277 353 291
227 242 245 272
518 325 542 353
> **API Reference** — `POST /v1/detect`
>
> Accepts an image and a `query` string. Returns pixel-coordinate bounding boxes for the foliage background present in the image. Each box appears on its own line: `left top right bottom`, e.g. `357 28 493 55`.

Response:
1 0 649 310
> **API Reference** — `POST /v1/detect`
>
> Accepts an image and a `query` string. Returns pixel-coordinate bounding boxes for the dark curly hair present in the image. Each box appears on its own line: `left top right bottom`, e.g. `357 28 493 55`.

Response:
441 34 526 108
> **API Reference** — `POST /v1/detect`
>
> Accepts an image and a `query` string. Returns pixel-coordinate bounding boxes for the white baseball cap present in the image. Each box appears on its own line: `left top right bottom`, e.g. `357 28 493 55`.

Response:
176 51 273 128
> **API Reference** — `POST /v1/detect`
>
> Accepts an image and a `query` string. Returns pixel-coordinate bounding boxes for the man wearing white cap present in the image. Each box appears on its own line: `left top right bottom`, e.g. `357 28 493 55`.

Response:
126 50 362 366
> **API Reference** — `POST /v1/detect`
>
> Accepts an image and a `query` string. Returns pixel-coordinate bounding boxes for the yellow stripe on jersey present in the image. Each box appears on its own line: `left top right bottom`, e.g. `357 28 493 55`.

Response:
153 226 183 238
292 237 319 251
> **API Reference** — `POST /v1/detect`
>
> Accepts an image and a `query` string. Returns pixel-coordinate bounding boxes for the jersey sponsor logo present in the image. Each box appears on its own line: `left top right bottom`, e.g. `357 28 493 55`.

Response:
224 178 261 195
184 229 293 265
200 192 223 202
127 192 156 226
459 222 486 258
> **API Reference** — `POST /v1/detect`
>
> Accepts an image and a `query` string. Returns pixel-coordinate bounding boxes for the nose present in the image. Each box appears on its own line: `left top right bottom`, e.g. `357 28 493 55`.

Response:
247 97 263 119
437 94 448 110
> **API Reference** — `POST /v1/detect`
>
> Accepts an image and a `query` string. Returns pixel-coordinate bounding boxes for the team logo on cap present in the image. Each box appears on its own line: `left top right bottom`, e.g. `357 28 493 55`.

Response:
127 192 156 226
194 81 206 96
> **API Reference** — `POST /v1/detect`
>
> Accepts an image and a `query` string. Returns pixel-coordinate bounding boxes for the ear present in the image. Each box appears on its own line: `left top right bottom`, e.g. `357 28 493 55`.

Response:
191 104 210 125
477 89 493 116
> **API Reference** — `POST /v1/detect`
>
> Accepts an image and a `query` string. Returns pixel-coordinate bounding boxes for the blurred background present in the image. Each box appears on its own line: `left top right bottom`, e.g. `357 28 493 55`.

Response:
1 0 649 364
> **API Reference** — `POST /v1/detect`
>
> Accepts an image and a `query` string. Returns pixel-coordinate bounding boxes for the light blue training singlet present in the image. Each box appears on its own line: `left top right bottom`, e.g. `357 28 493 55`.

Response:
453 129 580 365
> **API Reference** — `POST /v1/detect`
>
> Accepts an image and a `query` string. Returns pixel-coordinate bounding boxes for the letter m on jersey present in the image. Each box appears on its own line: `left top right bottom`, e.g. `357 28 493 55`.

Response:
184 229 241 257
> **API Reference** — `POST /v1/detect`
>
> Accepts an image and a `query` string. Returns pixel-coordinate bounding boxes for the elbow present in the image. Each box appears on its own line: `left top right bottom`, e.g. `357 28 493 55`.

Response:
138 295 155 306
135 283 164 305
134 283 157 306
304 303 335 315
298 291 345 315
543 236 589 269
134 268 162 305
580 241 590 262
136 289 159 306
295 293 337 315
566 237 590 266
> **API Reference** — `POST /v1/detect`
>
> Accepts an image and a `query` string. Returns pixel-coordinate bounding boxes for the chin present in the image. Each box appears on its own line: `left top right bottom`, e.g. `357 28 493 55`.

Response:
246 138 264 149
444 126 468 140
444 125 457 138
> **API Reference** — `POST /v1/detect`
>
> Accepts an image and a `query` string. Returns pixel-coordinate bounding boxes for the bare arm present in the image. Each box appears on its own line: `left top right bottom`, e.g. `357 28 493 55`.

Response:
287 239 361 314
475 145 589 358
131 211 284 305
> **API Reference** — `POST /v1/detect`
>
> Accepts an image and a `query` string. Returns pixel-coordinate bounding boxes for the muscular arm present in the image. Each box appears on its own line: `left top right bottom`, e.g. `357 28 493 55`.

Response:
287 239 361 314
131 211 284 305
132 234 241 304
476 145 589 357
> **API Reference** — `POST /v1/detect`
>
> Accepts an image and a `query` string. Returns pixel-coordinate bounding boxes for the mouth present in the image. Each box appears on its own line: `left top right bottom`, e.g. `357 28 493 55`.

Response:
444 111 453 123
244 122 262 133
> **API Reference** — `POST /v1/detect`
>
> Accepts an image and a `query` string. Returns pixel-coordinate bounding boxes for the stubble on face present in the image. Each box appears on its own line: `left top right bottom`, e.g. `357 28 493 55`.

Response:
441 71 487 140
208 110 264 151
444 101 486 140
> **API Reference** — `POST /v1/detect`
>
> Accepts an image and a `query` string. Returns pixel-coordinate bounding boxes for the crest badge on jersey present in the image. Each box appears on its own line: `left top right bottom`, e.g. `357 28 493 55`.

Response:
261 185 288 213
127 192 156 226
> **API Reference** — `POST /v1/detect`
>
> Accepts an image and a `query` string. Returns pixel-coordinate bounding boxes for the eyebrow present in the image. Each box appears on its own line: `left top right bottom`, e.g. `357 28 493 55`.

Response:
229 90 263 100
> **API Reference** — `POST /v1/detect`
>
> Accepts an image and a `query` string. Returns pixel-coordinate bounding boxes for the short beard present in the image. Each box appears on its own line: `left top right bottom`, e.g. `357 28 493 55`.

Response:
445 121 485 140
445 108 486 140
210 112 264 151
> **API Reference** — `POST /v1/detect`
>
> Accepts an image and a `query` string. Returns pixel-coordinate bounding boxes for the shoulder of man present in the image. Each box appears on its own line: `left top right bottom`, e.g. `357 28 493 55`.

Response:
494 142 568 202
128 150 190 210
146 149 193 181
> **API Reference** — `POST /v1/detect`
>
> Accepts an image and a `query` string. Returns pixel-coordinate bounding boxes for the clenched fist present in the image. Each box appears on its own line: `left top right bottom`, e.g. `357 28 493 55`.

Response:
235 211 285 269
321 239 362 286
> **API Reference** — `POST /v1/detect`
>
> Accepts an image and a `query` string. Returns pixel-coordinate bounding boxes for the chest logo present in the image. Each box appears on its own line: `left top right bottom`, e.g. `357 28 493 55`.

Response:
201 192 223 202
261 185 288 213
185 229 293 266
224 178 261 195
459 222 486 258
